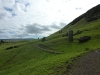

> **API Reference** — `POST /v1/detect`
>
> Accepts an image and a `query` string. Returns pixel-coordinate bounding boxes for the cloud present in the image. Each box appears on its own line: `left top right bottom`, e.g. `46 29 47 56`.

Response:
0 0 100 39
13 33 29 38
14 23 63 38
50 22 66 29
25 23 65 35
14 0 30 12
50 23 61 29
0 28 25 39
75 7 82 10
4 7 13 12
46 0 50 2
0 28 13 39
4 7 17 17
0 28 7 33
25 3 30 7
60 22 66 26
25 23 51 34
0 30 4 33
0 13 6 19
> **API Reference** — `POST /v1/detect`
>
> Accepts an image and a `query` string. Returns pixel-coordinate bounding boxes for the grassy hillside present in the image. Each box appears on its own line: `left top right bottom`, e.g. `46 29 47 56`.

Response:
0 4 100 75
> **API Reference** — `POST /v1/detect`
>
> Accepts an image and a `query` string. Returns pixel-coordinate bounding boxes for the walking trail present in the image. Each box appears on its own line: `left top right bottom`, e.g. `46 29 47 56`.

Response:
67 50 100 75
33 43 63 54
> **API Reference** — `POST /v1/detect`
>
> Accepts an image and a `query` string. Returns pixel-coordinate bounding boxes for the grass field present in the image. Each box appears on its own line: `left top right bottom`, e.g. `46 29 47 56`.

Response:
0 16 100 75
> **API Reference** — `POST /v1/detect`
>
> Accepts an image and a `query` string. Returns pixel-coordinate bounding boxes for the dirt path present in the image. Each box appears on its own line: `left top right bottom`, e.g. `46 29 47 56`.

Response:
67 50 100 75
33 44 63 54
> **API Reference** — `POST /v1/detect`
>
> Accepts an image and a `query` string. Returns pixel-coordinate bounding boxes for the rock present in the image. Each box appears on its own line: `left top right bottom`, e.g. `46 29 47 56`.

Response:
78 36 91 43
6 46 13 50
14 46 19 48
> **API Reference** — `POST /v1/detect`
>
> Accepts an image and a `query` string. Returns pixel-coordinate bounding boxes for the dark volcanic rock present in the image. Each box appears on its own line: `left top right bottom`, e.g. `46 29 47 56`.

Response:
78 36 91 43
14 46 19 48
6 46 13 50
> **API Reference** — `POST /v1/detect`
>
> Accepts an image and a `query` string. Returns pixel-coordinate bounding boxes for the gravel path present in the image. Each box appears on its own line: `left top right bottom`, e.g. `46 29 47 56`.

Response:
68 50 100 75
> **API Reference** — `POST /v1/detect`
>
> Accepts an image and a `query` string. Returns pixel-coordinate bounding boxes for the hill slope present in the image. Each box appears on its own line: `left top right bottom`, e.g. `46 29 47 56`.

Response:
0 4 100 75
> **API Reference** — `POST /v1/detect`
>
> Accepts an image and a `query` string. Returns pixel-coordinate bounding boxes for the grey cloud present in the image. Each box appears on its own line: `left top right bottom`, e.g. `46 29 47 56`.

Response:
0 28 7 33
0 22 66 39
0 34 8 39
25 23 51 34
3 7 17 17
12 13 17 17
0 31 4 33
46 0 50 2
25 3 30 7
18 23 62 38
0 13 6 19
50 22 66 29
13 23 52 38
13 33 29 38
2 0 29 18
15 0 30 11
50 23 61 29
75 7 82 10
15 0 21 3
4 7 13 12
60 22 66 26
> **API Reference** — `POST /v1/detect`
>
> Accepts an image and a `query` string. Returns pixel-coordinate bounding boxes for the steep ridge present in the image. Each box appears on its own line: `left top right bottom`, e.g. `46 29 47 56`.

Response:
69 4 100 25
60 4 100 75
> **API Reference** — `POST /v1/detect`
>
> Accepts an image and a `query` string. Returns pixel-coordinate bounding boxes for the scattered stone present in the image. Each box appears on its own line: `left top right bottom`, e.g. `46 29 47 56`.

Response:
6 46 13 50
78 36 91 43
14 46 19 48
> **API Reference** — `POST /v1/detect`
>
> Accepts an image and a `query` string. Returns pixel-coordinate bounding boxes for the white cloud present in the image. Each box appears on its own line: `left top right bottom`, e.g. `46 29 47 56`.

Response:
0 0 100 39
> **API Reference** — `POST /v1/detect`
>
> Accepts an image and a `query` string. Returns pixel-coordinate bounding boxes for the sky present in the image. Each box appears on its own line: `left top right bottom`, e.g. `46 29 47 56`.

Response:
0 0 100 39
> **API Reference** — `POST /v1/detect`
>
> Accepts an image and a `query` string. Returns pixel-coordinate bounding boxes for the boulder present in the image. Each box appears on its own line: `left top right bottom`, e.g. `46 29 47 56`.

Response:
78 36 91 43
14 46 19 48
6 46 13 50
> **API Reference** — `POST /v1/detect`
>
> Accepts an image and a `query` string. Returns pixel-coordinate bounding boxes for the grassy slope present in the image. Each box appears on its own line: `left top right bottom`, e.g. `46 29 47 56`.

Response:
0 19 100 75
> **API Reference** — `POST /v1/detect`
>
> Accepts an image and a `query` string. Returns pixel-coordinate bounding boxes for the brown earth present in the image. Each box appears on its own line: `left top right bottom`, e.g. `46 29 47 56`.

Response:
67 50 100 75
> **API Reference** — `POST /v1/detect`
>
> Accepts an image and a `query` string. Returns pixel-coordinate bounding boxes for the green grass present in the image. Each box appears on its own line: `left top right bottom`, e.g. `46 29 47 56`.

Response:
0 18 100 75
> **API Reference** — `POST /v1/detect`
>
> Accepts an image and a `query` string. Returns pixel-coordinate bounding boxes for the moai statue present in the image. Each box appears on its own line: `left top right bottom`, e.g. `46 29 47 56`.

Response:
66 32 68 36
68 30 73 42
42 37 46 42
